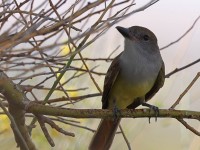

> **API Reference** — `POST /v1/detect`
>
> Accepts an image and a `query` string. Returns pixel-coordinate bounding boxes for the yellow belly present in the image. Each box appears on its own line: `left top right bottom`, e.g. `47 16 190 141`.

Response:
108 76 155 109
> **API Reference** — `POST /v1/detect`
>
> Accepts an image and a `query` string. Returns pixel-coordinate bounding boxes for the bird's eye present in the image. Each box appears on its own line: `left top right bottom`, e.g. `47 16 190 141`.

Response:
143 35 149 41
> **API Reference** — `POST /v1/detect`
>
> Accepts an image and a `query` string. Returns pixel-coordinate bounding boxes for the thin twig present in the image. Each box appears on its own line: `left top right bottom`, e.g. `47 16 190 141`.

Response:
119 124 132 150
170 72 200 109
177 118 200 136
160 15 200 50
36 114 55 146
165 58 200 78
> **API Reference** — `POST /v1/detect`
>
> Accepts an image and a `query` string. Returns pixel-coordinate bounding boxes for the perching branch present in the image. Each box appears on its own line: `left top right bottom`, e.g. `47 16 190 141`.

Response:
25 102 200 120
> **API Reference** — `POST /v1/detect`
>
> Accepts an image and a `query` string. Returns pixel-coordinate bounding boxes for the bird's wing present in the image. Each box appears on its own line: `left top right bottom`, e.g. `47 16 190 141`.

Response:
102 53 122 109
145 61 165 101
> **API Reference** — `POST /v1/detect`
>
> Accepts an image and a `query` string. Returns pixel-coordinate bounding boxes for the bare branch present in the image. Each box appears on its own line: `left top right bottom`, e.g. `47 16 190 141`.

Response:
119 124 132 150
177 118 200 136
165 58 200 78
0 100 29 150
160 15 200 50
170 72 200 109
26 102 200 120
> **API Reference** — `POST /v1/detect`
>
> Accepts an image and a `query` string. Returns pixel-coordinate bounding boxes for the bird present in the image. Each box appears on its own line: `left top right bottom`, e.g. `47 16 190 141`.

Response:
89 26 165 150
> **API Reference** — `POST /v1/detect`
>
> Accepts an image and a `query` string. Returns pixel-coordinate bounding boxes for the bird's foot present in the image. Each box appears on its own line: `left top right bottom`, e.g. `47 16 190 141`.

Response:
142 102 159 123
112 106 121 124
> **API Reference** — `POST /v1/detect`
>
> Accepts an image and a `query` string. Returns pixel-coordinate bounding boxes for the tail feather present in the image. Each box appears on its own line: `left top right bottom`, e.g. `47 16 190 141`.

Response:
89 119 120 150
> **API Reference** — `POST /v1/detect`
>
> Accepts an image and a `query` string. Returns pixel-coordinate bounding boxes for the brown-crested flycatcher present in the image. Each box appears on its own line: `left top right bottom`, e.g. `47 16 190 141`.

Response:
89 26 165 150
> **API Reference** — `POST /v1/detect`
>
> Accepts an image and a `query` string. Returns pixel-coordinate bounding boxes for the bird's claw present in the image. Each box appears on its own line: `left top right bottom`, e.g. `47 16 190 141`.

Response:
142 102 159 123
113 106 120 123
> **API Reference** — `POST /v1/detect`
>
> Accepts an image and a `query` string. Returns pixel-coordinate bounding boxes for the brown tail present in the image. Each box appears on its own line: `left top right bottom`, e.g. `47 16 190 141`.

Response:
89 118 120 150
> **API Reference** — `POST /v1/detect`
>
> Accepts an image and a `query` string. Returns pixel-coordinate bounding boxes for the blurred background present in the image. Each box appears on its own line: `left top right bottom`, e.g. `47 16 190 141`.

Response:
0 0 200 149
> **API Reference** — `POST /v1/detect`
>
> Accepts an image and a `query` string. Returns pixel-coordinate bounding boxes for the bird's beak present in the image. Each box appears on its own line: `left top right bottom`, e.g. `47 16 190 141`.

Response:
116 26 130 39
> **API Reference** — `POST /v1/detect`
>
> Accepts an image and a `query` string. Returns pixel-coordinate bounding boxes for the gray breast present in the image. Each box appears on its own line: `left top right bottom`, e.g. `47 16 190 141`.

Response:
119 51 161 86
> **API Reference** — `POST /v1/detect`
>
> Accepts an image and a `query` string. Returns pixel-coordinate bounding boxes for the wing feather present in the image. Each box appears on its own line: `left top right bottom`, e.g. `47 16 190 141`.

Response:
102 53 122 109
145 61 165 101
